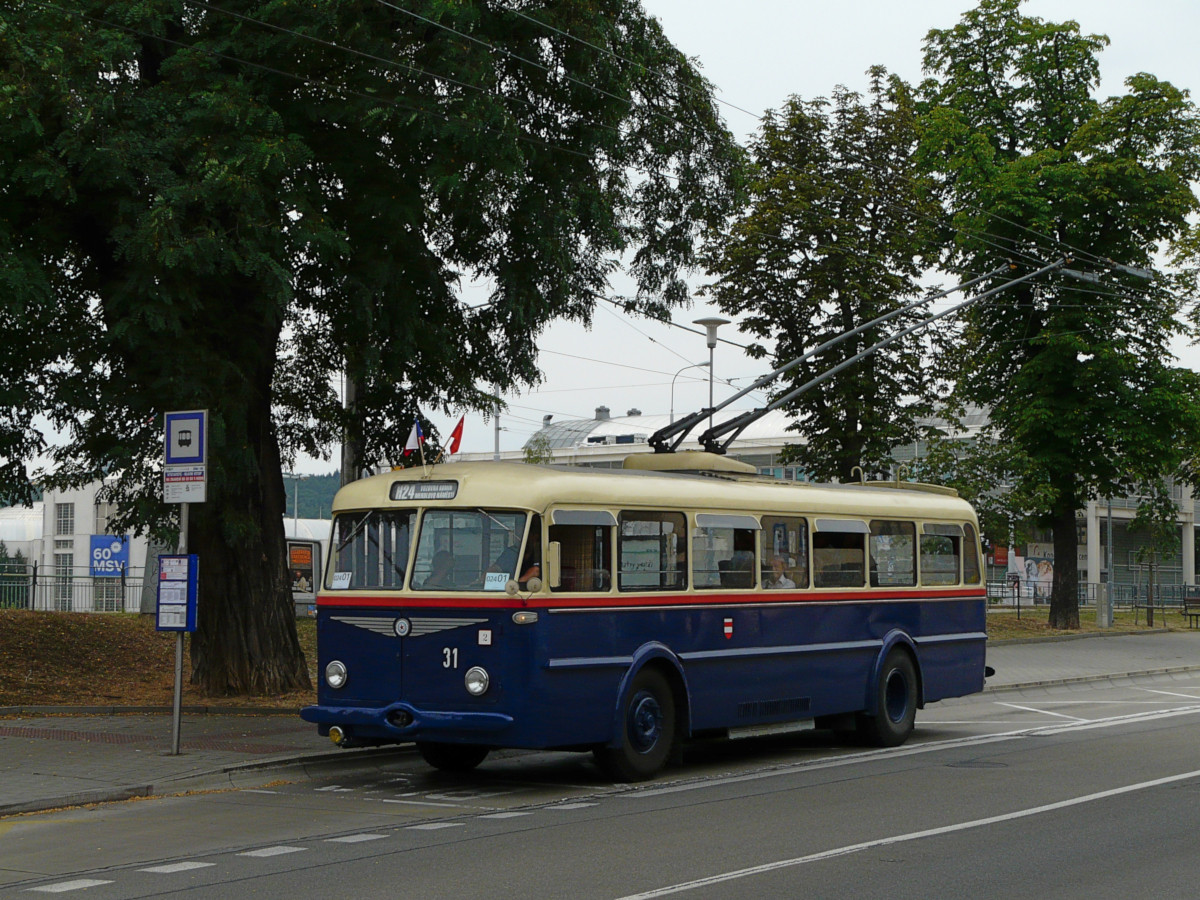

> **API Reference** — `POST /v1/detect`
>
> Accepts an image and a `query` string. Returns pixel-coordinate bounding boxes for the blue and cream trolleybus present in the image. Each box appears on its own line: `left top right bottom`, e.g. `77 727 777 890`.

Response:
300 451 989 780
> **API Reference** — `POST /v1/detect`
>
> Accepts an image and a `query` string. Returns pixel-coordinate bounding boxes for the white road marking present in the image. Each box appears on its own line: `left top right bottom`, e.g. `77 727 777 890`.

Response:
238 846 306 857
616 768 1200 899
381 799 461 808
28 880 113 893
627 705 1200 799
551 802 597 810
478 812 532 819
139 862 215 874
407 822 464 831
995 702 1088 721
326 834 388 843
1135 688 1200 700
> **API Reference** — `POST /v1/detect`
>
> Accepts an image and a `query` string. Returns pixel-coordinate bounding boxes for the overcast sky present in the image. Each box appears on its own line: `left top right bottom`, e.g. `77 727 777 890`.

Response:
309 1 1200 469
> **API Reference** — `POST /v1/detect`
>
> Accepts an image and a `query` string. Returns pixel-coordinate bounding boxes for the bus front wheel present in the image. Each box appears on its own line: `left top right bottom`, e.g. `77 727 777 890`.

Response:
594 668 676 782
417 741 490 773
859 649 917 748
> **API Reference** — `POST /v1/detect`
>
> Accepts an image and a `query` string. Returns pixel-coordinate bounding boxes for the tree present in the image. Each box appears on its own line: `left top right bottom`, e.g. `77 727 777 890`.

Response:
919 0 1200 628
522 432 555 465
702 69 940 481
0 0 741 693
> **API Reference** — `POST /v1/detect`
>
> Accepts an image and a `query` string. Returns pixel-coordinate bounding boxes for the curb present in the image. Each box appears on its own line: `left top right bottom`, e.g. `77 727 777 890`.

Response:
984 664 1200 692
0 743 419 817
0 705 303 717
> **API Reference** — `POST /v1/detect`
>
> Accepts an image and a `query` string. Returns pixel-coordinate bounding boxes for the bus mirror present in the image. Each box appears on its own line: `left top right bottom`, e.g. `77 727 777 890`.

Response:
545 542 562 588
525 576 543 593
505 579 520 596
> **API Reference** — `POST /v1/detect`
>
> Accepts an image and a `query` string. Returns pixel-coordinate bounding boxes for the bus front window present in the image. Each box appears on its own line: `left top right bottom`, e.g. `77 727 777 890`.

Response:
329 510 416 590
413 509 528 590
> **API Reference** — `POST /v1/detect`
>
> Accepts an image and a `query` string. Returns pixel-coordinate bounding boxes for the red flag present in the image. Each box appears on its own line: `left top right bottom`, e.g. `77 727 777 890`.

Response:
448 416 465 454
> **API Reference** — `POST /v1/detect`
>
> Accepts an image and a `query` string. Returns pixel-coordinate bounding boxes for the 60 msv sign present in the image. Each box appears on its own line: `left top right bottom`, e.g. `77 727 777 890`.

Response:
90 535 130 577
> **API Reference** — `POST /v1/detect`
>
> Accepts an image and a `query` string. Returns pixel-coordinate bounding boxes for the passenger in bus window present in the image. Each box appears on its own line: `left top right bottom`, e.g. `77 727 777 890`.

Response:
767 557 795 590
423 551 456 589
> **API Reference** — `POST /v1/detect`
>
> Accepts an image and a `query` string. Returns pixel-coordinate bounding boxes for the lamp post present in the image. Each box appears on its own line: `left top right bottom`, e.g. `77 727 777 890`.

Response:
670 361 710 424
693 317 730 433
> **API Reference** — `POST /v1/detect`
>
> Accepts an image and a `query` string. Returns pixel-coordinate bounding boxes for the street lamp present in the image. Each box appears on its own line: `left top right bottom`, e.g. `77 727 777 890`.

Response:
670 361 710 424
693 317 730 432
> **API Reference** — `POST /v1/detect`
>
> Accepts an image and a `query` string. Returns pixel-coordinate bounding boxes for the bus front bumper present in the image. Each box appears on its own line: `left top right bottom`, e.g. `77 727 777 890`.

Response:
300 702 514 746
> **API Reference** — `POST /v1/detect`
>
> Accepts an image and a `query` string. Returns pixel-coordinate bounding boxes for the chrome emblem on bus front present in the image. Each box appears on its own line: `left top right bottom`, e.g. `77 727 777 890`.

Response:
331 615 487 638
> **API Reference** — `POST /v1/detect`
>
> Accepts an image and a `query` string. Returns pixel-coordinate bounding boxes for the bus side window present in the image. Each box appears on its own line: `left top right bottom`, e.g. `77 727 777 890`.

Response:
693 527 755 589
760 517 808 589
549 522 613 592
812 520 867 588
920 535 961 585
870 521 916 587
963 523 982 584
618 511 686 591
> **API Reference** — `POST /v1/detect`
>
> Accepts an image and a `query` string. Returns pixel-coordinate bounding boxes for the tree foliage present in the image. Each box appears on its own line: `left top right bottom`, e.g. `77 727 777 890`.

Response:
0 0 741 692
702 68 940 481
919 0 1200 627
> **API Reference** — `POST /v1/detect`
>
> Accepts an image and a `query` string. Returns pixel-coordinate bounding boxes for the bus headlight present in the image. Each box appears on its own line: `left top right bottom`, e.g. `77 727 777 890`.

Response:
325 660 348 690
464 666 490 696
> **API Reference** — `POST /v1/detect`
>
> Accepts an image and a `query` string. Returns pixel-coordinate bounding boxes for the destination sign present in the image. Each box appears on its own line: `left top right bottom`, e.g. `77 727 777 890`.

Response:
390 481 459 501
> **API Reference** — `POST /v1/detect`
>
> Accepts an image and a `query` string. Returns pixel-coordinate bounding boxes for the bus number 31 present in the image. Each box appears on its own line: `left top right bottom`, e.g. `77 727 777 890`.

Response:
443 648 458 669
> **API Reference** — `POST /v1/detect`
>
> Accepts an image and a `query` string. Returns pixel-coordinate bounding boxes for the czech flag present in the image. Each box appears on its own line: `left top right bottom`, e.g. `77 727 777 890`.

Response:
448 416 465 455
403 419 425 456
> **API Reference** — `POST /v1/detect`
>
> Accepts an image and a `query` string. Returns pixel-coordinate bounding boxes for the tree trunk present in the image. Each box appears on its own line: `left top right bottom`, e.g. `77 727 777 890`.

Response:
182 279 311 696
1048 497 1080 629
187 395 311 695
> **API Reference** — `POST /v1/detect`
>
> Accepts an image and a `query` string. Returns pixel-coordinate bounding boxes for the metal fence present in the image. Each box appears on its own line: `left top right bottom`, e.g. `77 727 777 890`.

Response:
986 579 1200 609
0 563 146 613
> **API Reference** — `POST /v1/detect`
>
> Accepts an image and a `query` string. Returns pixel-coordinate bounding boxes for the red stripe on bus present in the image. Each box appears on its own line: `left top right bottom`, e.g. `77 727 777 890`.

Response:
316 587 987 611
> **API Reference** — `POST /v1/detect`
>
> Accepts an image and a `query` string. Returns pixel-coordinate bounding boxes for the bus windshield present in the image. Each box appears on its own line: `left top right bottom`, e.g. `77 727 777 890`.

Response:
412 509 528 591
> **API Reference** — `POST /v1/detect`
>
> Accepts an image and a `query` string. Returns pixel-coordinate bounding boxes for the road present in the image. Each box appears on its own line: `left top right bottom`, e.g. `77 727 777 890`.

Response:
4 673 1200 898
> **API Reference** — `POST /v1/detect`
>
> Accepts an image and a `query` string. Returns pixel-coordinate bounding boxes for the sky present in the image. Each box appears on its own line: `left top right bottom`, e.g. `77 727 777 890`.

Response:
304 0 1200 470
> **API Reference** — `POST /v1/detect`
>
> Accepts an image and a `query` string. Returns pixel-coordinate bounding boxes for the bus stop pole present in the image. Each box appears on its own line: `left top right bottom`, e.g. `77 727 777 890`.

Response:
171 503 188 756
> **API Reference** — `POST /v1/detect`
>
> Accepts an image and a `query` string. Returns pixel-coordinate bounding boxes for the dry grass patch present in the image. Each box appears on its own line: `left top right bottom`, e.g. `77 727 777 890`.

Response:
0 610 317 709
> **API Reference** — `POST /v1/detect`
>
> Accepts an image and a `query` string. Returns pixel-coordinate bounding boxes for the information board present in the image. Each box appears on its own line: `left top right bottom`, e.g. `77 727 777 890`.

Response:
156 554 198 632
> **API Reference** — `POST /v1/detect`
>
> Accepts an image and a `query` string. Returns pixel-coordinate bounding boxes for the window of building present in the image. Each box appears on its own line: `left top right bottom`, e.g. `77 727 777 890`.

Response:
95 501 117 534
55 503 74 536
618 511 686 591
53 551 73 610
870 521 916 587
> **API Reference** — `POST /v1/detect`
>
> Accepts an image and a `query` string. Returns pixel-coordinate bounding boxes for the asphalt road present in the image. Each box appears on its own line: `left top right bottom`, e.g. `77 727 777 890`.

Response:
5 673 1200 898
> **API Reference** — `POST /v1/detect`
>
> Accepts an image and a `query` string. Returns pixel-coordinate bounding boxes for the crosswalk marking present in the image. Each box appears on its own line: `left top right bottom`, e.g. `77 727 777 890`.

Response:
238 846 306 857
479 812 532 819
139 862 215 874
327 834 388 843
407 822 464 831
28 880 113 893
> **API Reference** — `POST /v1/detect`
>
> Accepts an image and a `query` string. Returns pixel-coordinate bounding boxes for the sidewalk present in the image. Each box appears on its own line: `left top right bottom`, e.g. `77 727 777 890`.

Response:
2 631 1198 816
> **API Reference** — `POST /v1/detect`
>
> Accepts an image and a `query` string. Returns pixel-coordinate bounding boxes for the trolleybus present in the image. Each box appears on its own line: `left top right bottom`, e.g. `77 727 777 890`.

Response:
300 451 989 780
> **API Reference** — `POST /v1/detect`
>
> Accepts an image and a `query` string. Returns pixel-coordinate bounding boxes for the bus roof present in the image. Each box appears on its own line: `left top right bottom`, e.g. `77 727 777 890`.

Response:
332 458 978 525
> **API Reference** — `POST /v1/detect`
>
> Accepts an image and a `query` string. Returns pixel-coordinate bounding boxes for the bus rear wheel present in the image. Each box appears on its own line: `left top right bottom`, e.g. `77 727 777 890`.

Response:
417 741 490 773
594 668 676 782
859 649 917 748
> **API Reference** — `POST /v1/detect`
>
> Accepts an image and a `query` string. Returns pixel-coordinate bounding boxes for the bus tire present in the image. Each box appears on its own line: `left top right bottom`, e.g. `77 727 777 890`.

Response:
594 668 676 782
859 649 917 748
416 741 490 773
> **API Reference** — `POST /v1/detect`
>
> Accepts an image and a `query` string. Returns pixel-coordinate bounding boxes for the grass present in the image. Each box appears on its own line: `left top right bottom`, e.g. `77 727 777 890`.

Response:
0 610 317 710
0 606 1186 710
